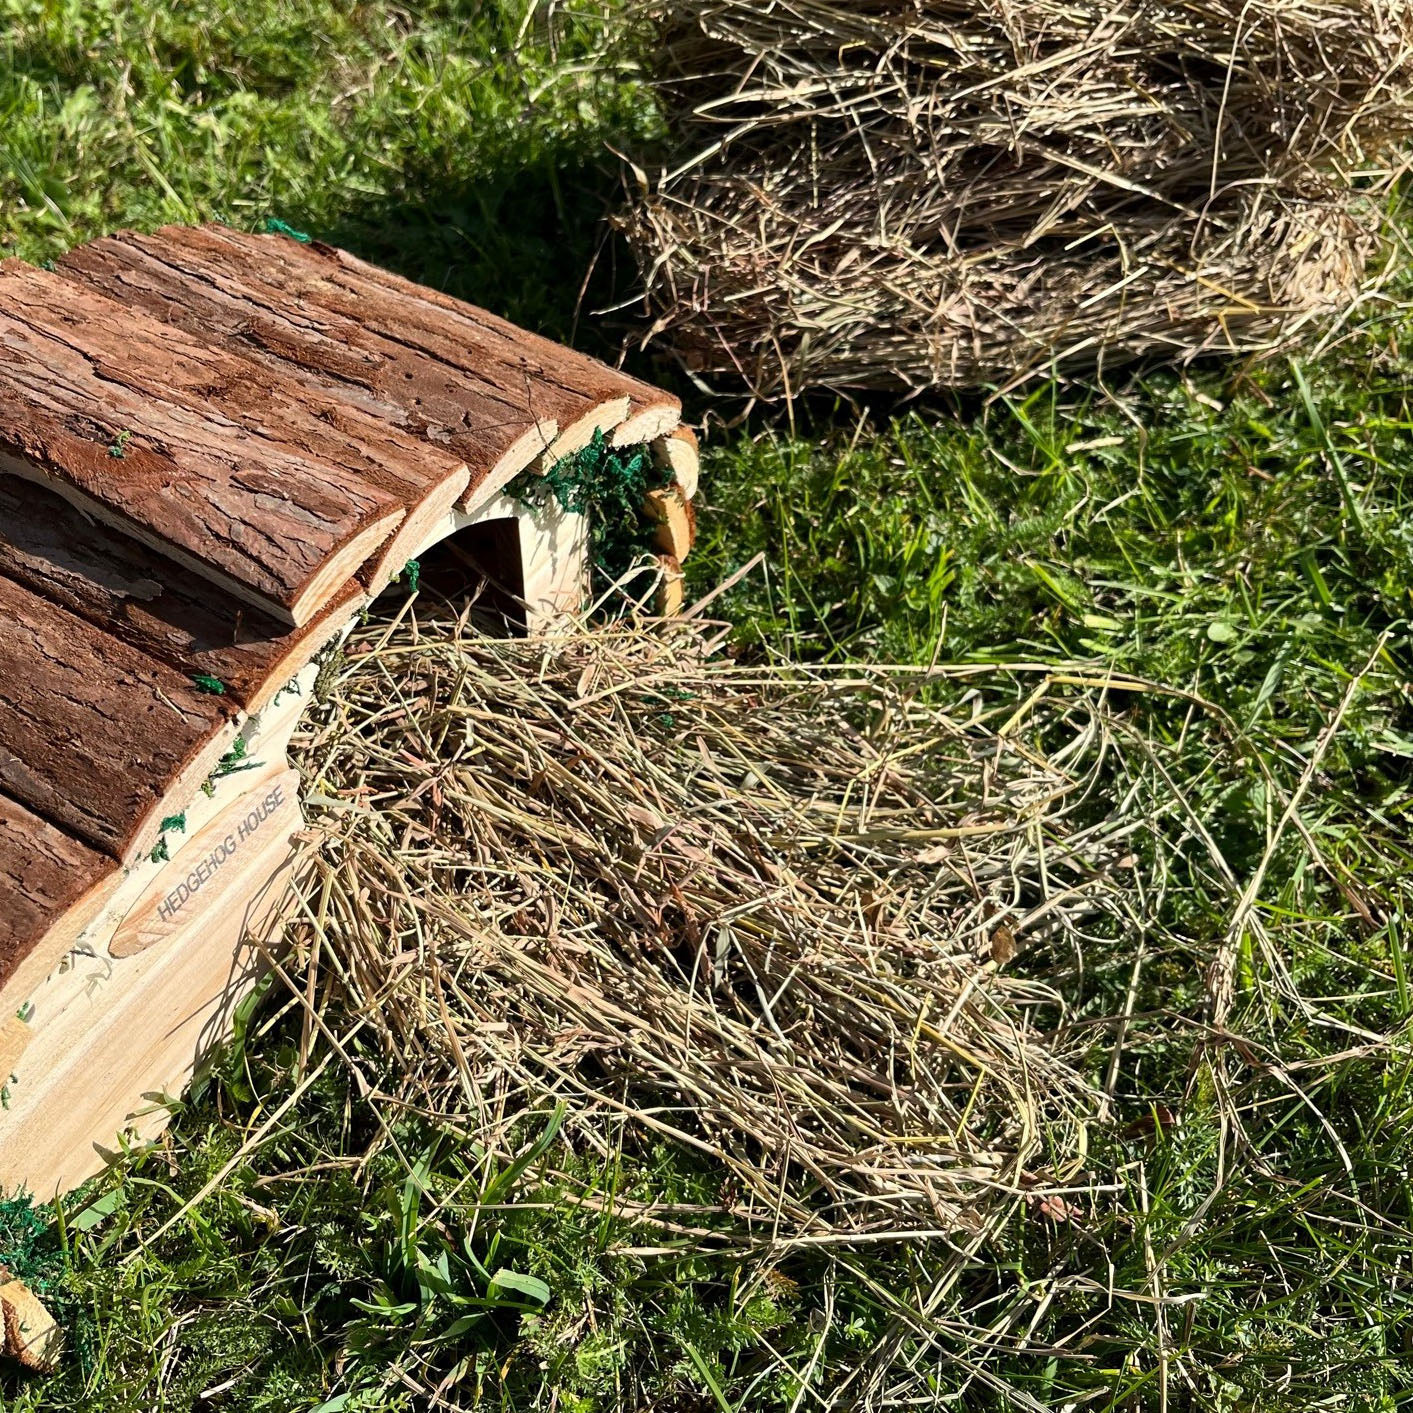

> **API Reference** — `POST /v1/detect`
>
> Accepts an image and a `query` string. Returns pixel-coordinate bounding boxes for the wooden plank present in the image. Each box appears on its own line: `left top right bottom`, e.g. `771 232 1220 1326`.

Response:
655 554 686 616
0 473 363 714
1 259 461 596
0 817 298 1196
643 484 696 561
279 230 679 437
0 575 236 862
133 224 673 466
0 1273 61 1371
0 264 469 594
111 769 300 958
613 399 681 449
455 490 590 633
0 792 119 996
653 426 700 500
60 230 562 507
0 260 407 625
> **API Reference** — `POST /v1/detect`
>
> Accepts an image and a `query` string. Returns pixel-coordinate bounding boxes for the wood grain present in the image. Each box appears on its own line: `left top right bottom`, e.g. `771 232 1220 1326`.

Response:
60 230 563 505
0 791 118 994
0 473 363 713
0 575 235 861
0 830 296 1196
111 769 301 958
0 260 406 624
653 426 700 500
643 485 697 561
108 225 675 464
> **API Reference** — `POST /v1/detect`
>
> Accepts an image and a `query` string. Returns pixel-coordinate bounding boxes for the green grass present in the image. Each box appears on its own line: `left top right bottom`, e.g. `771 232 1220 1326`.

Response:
688 356 1413 1407
4 1 1413 1408
0 0 659 347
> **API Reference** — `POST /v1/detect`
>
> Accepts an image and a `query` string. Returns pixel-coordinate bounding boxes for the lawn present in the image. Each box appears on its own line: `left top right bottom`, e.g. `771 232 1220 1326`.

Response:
4 1 1413 1409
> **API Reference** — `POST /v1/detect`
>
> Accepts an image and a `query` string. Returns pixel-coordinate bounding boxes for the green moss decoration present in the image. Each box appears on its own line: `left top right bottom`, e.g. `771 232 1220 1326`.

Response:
0 1195 61 1295
264 216 311 243
511 430 670 608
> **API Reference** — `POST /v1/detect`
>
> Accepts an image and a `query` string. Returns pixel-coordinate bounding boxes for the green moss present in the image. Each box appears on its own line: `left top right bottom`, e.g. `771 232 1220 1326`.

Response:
512 429 669 607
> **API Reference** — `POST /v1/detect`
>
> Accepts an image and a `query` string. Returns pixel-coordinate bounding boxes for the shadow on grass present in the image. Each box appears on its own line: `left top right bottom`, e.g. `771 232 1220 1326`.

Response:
289 142 677 391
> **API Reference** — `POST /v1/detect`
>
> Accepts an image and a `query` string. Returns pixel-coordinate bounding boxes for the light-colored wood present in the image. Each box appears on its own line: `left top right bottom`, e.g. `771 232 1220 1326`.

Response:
459 420 559 512
653 426 700 501
365 466 470 594
111 770 300 958
643 485 696 561
0 847 297 1196
0 1017 31 1080
613 400 681 448
0 1272 60 1371
655 554 685 616
405 489 591 633
0 672 317 1194
543 395 632 463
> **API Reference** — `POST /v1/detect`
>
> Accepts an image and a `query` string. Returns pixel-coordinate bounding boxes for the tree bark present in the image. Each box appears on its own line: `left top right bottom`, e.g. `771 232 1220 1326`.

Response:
0 575 233 860
0 262 407 623
61 231 562 500
0 790 116 990
0 474 361 711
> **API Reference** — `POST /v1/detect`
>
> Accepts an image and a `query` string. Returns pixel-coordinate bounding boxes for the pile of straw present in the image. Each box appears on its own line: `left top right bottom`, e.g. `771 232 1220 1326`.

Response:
285 598 1136 1248
616 0 1413 397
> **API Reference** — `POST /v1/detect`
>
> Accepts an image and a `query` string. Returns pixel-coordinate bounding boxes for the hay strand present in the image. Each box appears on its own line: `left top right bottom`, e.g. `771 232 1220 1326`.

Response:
615 0 1413 396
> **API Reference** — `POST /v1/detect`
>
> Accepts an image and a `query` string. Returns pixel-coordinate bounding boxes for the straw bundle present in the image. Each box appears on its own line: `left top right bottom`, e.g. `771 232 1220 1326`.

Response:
285 599 1136 1245
617 0 1413 396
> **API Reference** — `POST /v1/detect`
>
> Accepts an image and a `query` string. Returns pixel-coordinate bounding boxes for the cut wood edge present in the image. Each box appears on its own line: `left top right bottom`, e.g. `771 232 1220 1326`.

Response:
238 580 367 716
612 399 681 448
0 858 122 1014
287 510 405 627
0 449 403 628
654 554 685 617
459 419 559 512
0 1272 61 1372
122 716 246 868
642 485 696 562
541 395 631 464
652 427 700 501
362 465 470 597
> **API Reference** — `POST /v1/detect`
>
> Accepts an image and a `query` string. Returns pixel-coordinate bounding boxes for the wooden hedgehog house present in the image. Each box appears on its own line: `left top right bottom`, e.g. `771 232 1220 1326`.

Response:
0 223 700 1195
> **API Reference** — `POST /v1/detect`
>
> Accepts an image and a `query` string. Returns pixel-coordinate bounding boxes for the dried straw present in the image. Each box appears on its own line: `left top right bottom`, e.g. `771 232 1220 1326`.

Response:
284 595 1137 1246
615 0 1413 397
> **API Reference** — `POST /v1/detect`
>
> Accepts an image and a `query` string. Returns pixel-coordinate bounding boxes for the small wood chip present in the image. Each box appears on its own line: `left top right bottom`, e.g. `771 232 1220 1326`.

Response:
0 1267 61 1371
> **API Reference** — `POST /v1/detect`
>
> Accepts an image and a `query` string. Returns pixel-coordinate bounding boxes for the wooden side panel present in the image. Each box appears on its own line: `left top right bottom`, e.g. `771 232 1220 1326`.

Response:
0 261 405 624
0 473 362 712
0 576 234 861
0 839 296 1196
